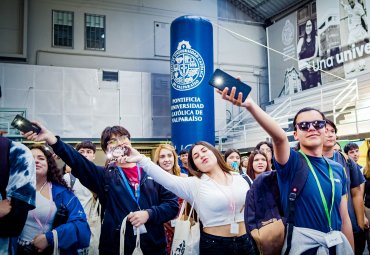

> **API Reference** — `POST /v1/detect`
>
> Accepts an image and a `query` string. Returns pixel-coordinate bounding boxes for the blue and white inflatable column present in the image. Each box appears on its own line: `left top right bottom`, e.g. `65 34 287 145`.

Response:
170 15 215 151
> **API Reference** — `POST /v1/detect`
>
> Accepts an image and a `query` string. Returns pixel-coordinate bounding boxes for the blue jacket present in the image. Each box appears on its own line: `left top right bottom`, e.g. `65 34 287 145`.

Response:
51 138 179 255
45 183 91 255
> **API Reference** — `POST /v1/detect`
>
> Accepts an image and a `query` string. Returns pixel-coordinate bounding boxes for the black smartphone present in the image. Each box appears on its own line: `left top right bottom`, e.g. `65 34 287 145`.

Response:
208 69 252 102
11 114 41 134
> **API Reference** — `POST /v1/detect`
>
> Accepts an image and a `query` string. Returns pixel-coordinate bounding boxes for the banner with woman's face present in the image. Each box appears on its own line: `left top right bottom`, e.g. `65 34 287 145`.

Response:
267 0 370 101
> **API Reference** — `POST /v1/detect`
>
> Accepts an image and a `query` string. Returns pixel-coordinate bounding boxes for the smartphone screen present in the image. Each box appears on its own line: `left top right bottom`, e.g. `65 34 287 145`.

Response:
11 114 41 134
208 69 252 102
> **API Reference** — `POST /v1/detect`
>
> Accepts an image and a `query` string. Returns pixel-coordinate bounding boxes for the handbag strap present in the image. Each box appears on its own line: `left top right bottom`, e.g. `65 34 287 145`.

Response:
89 198 100 218
120 216 141 255
52 229 59 255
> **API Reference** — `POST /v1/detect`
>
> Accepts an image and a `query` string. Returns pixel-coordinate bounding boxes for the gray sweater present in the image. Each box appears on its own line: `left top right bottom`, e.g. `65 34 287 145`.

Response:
282 226 353 255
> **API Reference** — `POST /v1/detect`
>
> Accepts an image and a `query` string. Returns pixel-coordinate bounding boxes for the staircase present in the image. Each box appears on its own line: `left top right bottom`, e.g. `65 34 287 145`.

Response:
216 78 370 151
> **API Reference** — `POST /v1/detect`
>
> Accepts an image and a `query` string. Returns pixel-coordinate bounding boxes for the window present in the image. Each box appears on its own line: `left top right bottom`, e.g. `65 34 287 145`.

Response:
52 10 73 48
85 14 105 50
102 71 118 81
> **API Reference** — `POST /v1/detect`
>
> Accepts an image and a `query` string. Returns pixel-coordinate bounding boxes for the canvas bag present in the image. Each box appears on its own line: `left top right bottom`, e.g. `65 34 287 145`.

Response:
120 216 143 255
88 198 101 255
245 153 309 255
52 229 60 255
171 198 200 255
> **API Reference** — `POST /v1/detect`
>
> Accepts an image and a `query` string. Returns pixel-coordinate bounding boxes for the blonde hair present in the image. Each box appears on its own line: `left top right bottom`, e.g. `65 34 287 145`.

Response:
153 144 181 176
364 148 370 179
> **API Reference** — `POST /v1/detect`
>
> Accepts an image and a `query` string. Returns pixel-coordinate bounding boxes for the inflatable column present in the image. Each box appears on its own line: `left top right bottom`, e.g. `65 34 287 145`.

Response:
170 16 215 151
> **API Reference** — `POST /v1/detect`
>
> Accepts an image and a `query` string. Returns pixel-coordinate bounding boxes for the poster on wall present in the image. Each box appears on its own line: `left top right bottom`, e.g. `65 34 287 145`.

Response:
268 0 370 101
316 0 345 84
339 0 370 77
267 13 298 100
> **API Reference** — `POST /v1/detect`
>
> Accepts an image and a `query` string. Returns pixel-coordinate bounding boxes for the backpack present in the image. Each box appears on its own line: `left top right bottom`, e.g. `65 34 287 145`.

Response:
245 153 309 255
0 136 11 199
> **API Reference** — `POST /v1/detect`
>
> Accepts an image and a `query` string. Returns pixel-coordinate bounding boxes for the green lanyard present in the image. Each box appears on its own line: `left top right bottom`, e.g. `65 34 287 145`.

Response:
299 150 335 230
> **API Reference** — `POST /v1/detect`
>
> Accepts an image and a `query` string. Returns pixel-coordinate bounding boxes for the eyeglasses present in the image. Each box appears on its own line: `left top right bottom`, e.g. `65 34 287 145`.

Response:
260 148 272 153
107 135 129 147
296 120 326 131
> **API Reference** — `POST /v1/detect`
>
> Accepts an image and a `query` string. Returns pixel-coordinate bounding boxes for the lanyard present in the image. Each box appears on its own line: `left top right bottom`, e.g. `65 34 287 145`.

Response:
299 150 335 230
32 182 56 233
117 166 141 207
209 175 236 221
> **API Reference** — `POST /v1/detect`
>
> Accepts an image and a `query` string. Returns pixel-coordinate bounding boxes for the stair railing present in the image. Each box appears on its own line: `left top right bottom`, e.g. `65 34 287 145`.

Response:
332 79 358 133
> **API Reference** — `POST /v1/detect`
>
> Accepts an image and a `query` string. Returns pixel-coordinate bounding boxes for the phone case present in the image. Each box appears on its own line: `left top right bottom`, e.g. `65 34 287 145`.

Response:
208 69 252 102
11 114 41 134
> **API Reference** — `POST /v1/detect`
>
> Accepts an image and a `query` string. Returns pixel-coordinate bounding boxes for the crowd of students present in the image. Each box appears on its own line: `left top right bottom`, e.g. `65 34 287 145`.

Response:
1 86 370 255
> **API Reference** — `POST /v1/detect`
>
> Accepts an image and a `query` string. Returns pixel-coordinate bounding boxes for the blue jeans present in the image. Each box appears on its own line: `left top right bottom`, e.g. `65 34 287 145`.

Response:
199 232 256 255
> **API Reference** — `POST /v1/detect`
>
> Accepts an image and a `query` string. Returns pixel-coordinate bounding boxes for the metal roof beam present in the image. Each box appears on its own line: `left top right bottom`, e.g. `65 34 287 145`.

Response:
227 0 266 23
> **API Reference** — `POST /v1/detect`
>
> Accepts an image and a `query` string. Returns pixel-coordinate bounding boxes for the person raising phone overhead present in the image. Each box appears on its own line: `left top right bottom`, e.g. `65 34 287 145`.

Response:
23 123 179 255
219 86 354 255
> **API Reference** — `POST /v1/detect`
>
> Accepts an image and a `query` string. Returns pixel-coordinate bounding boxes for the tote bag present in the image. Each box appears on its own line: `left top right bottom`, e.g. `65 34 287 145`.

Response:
120 216 143 255
171 200 200 255
88 198 101 255
52 230 60 255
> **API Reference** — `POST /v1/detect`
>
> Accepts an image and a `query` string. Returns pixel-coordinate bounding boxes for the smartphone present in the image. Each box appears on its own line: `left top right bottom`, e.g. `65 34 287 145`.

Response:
108 146 130 161
208 69 252 102
11 114 41 134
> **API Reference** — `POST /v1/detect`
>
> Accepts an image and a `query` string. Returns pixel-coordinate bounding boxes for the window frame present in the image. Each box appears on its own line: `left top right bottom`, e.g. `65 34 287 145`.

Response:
51 10 74 49
84 13 106 51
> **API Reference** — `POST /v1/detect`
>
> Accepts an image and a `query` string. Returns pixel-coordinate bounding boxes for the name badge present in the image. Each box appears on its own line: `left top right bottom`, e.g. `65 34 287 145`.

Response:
230 222 239 234
133 224 147 235
324 231 343 248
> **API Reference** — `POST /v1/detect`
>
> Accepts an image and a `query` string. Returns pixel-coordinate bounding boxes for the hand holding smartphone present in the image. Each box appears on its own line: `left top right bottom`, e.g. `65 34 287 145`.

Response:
11 114 41 134
208 69 252 102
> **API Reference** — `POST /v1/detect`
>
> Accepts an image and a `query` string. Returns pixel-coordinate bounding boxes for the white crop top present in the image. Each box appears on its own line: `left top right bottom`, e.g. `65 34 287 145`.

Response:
138 157 251 227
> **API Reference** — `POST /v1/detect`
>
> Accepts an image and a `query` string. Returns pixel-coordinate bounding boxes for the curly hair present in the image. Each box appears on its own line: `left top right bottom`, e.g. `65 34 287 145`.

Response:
29 144 69 189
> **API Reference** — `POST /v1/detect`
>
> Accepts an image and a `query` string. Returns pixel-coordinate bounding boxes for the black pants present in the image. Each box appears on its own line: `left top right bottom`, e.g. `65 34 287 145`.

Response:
354 230 366 255
199 232 256 255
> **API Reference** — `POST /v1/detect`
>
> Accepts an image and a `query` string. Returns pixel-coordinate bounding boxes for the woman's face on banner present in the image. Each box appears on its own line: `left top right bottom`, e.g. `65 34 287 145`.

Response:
305 20 313 35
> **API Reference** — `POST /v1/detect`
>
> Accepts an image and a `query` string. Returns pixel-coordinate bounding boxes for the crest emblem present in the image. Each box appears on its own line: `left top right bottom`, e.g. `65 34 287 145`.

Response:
282 20 294 46
171 41 205 91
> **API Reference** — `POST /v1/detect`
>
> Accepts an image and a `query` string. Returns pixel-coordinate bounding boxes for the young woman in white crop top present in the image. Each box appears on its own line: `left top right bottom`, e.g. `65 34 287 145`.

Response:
122 141 256 255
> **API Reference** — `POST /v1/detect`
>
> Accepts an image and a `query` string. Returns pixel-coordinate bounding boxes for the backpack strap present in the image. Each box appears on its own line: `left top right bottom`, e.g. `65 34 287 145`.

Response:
0 137 11 199
241 173 253 188
284 152 310 255
69 173 77 189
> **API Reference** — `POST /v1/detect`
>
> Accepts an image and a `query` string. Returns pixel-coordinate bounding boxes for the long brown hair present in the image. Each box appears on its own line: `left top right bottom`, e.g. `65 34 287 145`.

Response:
364 148 370 179
29 144 69 188
188 141 233 178
153 144 181 176
247 150 271 180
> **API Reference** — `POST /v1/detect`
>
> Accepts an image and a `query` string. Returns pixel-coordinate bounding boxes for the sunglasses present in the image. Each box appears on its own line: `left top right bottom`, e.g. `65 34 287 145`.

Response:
296 120 326 131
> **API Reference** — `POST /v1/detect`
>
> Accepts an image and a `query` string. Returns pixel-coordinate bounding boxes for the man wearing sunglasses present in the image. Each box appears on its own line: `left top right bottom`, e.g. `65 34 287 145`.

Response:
23 123 179 255
323 119 366 255
220 87 354 254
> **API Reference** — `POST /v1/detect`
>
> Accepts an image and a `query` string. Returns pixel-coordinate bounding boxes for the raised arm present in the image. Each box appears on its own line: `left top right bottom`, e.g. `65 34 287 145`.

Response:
220 87 290 165
121 147 197 203
23 122 105 195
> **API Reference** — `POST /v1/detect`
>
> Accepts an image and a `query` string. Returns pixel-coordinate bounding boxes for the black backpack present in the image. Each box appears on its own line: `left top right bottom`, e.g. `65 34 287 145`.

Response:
245 153 309 255
0 136 10 199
